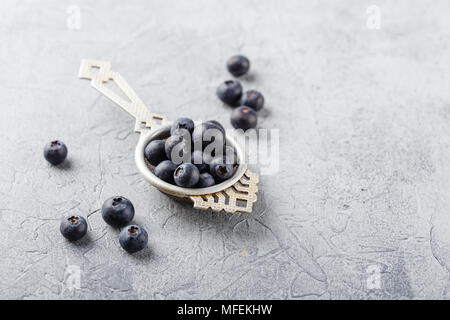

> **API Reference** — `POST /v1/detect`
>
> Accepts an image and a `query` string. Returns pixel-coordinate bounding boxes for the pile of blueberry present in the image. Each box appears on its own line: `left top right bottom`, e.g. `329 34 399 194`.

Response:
217 55 264 131
59 196 148 253
145 117 237 188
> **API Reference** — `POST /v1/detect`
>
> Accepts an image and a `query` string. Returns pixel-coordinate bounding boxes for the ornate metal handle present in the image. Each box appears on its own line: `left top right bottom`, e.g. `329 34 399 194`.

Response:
78 59 166 133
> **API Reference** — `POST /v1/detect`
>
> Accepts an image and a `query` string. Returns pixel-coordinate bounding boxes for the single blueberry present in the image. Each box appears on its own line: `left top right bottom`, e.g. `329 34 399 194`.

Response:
202 146 236 165
226 55 250 77
154 160 178 184
209 157 234 181
202 150 215 166
165 131 191 164
196 172 216 188
191 150 209 172
224 145 238 165
60 215 87 241
174 163 200 188
101 196 135 228
170 117 195 135
144 140 168 166
44 140 68 165
192 122 225 151
216 80 243 106
240 90 264 111
171 128 191 137
230 106 257 131
205 120 225 134
119 225 148 253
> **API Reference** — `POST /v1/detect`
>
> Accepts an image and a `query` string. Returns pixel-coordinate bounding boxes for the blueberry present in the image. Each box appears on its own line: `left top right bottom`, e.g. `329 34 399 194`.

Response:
196 172 215 188
203 146 236 165
191 150 209 172
171 117 195 135
209 157 234 181
192 122 225 151
154 160 178 184
60 215 87 241
119 225 148 253
224 146 238 165
101 196 135 228
240 90 264 111
205 120 225 134
202 150 215 167
231 106 257 131
171 128 190 136
44 140 68 165
216 80 243 106
226 55 250 77
174 163 200 188
165 131 191 164
144 140 167 166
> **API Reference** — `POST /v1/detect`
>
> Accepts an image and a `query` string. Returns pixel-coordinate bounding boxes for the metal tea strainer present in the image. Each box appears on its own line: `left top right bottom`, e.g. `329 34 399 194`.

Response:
78 60 259 213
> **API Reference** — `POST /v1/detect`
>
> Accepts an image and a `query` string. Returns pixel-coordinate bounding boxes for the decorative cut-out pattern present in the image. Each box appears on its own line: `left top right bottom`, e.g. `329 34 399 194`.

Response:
190 169 259 213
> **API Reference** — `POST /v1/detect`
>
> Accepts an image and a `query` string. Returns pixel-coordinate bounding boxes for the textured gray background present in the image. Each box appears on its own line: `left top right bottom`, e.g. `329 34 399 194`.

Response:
1 0 450 299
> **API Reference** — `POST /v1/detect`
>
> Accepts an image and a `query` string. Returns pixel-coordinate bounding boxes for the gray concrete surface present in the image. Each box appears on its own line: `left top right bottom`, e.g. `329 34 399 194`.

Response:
1 0 450 299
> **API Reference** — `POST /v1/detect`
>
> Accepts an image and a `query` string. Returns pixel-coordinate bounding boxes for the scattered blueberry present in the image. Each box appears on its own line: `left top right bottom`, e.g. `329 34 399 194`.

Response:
119 225 148 253
226 55 250 77
60 215 87 241
154 160 178 184
193 122 225 151
231 106 257 131
170 117 195 135
174 163 200 187
240 90 264 111
216 80 243 106
196 172 216 188
209 157 234 181
191 150 209 172
144 140 167 166
44 140 68 165
165 131 190 164
101 196 135 228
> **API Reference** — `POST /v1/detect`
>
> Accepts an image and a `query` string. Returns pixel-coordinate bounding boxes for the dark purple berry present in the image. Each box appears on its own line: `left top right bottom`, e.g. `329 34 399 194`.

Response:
44 140 68 165
171 117 195 135
165 131 191 164
192 122 225 151
217 80 243 106
144 140 167 166
240 90 264 111
205 120 225 134
224 146 237 165
60 215 87 241
101 196 135 228
154 160 177 184
119 225 148 253
209 157 234 181
174 163 200 188
196 172 215 188
226 55 250 77
191 150 209 172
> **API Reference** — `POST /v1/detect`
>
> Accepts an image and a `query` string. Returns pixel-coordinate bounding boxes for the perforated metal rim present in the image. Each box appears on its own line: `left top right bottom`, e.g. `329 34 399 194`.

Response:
134 125 248 197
